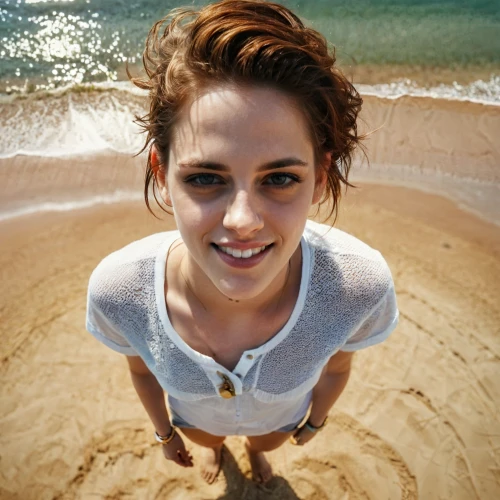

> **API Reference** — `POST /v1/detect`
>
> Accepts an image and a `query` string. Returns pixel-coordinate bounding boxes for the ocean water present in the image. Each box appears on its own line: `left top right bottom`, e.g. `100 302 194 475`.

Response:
1 0 499 92
2 0 498 157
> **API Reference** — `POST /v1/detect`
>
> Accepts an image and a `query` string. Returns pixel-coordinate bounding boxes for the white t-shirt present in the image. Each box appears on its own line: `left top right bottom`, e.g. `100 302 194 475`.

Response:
86 220 399 436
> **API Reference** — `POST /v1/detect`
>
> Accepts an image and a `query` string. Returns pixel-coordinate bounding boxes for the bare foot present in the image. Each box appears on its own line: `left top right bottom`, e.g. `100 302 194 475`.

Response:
245 440 273 484
200 444 223 484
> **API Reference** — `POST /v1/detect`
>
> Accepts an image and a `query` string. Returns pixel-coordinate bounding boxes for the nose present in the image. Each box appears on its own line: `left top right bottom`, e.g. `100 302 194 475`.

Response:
223 189 264 236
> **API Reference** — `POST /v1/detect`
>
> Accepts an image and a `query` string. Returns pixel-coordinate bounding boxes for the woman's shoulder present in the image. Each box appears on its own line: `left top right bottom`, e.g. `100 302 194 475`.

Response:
88 230 178 301
304 219 393 297
304 220 385 263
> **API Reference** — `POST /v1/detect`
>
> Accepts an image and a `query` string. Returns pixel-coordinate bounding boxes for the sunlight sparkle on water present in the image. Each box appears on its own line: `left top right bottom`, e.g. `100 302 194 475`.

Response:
24 1 75 4
1 7 131 90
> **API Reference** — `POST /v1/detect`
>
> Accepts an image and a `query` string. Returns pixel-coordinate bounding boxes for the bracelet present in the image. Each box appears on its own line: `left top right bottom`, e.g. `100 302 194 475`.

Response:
154 427 177 444
304 417 328 433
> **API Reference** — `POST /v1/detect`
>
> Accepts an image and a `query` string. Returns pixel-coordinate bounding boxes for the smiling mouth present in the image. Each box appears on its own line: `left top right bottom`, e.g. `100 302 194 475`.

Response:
213 244 272 259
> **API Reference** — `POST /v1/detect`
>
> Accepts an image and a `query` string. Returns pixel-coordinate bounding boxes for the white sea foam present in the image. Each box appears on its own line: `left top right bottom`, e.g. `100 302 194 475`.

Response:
357 76 500 105
0 86 147 159
1 77 499 159
0 190 143 222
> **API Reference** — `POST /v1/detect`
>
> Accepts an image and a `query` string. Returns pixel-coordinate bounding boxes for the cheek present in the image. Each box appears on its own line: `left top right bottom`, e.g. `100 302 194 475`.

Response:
266 197 311 241
172 193 221 239
269 186 315 220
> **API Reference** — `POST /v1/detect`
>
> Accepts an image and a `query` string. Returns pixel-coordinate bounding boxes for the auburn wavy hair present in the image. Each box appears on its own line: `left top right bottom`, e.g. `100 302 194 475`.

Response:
130 0 364 221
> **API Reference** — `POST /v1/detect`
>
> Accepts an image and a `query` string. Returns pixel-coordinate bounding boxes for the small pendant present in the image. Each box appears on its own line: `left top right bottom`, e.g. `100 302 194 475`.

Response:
217 371 235 399
219 387 234 399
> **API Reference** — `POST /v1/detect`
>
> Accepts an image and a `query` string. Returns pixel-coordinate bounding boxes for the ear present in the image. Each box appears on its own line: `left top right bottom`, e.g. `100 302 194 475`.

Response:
312 152 331 205
150 145 172 207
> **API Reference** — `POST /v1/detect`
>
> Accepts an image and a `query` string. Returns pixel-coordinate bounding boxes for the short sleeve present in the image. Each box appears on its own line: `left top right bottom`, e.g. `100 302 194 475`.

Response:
86 283 138 356
341 283 399 352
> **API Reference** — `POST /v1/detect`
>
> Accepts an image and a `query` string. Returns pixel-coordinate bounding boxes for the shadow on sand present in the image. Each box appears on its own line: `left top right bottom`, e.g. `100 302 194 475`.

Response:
216 446 300 500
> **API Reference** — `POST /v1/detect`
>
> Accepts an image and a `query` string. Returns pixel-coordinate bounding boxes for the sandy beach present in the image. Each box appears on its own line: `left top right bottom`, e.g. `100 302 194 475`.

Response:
1 91 500 499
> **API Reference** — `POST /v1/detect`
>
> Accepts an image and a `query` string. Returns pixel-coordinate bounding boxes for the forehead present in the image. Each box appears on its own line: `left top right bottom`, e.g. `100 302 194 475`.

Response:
170 84 314 163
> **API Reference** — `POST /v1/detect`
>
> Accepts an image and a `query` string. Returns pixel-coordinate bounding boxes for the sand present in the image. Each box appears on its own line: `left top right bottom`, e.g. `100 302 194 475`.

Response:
1 93 500 499
1 187 499 499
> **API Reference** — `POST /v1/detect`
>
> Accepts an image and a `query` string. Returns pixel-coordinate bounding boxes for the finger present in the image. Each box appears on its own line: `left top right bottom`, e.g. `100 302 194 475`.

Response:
163 448 187 465
173 454 190 467
177 448 194 466
178 447 193 461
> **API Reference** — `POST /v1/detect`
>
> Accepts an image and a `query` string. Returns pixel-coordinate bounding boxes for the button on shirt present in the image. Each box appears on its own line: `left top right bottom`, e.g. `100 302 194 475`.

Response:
167 354 313 436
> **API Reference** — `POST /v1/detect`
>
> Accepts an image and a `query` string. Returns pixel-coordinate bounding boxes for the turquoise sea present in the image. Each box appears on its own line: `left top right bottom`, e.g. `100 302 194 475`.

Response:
1 0 499 92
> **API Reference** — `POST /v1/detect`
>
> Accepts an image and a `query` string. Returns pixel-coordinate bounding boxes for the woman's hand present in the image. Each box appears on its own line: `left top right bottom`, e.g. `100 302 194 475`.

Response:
290 424 317 446
162 432 194 467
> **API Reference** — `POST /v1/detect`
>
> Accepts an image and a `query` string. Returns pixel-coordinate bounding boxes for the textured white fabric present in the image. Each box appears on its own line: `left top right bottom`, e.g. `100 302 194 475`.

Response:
86 219 399 436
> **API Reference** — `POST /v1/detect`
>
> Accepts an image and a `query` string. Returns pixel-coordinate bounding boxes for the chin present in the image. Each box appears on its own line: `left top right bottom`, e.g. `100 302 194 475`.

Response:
215 277 272 302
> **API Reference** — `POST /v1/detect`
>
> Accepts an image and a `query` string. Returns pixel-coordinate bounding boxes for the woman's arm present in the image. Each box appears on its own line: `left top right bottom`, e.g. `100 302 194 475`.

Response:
126 356 172 435
126 356 193 467
308 350 353 426
292 350 353 445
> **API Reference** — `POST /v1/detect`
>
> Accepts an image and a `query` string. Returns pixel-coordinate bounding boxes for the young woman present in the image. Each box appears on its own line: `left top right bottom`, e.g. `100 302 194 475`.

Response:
86 0 398 485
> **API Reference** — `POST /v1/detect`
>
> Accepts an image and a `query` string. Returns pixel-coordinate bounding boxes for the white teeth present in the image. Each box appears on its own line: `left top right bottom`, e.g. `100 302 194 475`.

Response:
218 245 268 258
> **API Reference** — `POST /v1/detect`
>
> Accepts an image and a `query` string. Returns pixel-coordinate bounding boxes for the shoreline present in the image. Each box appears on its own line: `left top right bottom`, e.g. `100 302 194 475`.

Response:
3 62 499 96
348 63 500 87
3 91 498 227
2 80 499 109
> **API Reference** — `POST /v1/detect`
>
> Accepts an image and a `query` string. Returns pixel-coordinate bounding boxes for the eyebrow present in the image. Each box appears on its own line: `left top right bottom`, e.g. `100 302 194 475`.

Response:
177 157 309 172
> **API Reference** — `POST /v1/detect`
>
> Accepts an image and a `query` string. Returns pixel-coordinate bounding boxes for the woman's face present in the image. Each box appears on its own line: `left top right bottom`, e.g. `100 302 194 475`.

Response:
158 84 325 300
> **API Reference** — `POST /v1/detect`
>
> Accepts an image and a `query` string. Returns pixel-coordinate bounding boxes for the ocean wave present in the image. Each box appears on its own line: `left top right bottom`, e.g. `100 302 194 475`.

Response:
0 77 498 159
3 76 500 104
0 189 143 222
0 84 147 158
357 76 500 105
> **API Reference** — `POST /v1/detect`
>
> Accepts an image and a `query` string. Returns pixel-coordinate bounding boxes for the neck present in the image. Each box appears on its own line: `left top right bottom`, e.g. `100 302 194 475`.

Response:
179 246 300 318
